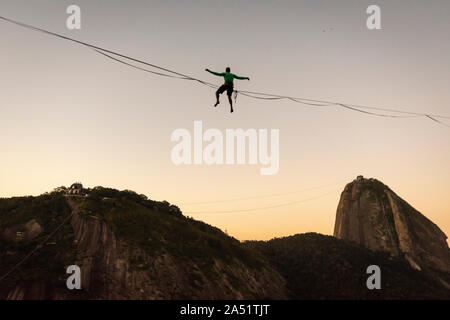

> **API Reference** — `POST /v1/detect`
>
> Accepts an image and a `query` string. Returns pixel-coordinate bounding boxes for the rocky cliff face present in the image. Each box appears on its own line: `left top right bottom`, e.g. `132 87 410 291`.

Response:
67 199 286 299
334 176 450 274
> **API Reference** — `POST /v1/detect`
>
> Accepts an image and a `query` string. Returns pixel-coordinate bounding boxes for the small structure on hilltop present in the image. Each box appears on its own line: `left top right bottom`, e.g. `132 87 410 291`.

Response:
67 182 84 195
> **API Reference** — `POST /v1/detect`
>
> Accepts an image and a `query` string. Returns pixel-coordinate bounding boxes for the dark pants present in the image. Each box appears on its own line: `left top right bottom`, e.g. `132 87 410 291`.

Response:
216 83 234 96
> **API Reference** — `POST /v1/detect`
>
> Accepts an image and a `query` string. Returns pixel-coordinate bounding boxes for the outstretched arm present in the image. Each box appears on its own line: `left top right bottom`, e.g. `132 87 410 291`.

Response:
234 75 250 80
205 68 223 76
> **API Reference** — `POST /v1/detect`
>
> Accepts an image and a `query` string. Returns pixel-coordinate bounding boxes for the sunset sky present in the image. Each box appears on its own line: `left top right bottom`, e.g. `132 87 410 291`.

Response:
1 0 449 241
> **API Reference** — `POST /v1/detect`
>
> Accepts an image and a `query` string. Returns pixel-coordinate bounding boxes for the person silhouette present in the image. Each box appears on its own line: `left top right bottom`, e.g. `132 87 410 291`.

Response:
205 67 250 113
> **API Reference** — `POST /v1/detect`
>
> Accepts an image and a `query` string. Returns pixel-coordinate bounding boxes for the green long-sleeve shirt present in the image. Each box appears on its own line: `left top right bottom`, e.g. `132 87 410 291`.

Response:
208 70 249 84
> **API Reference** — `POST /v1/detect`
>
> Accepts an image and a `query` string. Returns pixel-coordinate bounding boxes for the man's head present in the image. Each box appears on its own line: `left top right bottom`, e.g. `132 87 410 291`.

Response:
226 67 231 73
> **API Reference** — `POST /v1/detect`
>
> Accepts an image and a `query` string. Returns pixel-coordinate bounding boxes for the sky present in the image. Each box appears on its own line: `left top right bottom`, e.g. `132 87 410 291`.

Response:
1 0 449 241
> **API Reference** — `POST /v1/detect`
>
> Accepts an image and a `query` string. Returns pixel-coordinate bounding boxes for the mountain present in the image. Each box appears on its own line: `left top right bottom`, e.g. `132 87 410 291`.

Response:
247 233 450 299
334 176 450 281
0 182 449 299
0 188 286 299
